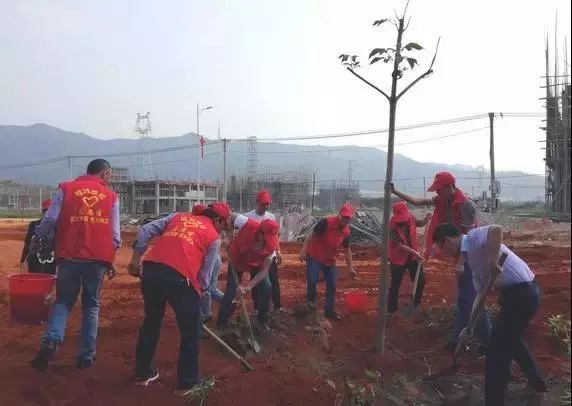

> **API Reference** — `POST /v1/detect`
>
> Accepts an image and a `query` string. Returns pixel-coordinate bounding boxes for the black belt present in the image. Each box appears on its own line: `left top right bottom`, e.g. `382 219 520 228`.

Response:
499 280 536 292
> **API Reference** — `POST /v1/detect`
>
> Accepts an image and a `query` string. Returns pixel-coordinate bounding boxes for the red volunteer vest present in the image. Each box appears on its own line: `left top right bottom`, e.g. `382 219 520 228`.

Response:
144 213 220 294
424 188 477 258
307 216 350 266
388 214 419 265
56 175 116 263
230 218 273 273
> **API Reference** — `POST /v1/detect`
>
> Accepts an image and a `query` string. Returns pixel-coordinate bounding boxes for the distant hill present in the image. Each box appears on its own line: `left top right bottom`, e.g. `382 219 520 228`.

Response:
0 124 544 201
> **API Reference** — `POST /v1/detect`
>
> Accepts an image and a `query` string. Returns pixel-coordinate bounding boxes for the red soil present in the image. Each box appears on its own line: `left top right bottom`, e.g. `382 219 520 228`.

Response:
0 224 569 405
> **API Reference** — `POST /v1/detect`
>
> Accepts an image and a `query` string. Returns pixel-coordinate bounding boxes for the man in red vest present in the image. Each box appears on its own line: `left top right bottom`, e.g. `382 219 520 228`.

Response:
30 159 120 371
299 203 357 321
390 171 491 351
128 202 230 396
216 215 280 332
387 201 431 314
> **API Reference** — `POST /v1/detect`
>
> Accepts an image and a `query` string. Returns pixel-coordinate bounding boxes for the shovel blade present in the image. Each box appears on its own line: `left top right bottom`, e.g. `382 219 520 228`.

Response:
248 338 261 353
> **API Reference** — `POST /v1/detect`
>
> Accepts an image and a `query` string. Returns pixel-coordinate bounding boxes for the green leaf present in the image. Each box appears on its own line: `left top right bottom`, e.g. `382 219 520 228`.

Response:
351 55 357 62
364 370 381 380
370 56 383 65
368 48 386 58
403 42 424 51
406 57 418 69
373 19 388 26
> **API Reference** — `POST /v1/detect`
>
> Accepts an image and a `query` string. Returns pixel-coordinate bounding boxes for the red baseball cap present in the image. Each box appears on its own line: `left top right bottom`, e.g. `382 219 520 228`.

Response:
427 171 456 192
392 201 410 223
257 190 272 204
41 199 52 210
191 204 206 215
208 202 231 219
339 203 354 218
258 219 280 252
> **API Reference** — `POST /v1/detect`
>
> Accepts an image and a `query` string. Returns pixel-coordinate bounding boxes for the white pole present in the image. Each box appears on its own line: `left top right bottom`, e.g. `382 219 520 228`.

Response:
197 103 201 206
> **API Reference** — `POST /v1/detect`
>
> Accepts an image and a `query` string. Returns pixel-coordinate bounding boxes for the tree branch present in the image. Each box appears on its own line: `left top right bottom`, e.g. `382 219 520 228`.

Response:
403 16 412 32
402 0 411 19
346 67 391 101
396 37 441 100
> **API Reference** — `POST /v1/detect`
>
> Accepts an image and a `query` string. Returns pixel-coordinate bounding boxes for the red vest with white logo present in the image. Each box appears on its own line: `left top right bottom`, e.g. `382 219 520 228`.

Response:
424 188 477 258
307 216 350 266
56 175 116 263
230 218 272 273
388 214 419 265
144 213 220 294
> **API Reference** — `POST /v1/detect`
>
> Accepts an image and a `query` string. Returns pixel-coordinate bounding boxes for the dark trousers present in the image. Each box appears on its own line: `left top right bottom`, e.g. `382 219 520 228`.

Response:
268 259 281 309
485 282 543 406
217 264 270 328
135 262 201 388
387 260 425 313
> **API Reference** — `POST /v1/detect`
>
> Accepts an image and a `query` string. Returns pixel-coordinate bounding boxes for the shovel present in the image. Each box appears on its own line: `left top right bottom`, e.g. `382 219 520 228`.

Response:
230 267 261 354
201 324 254 372
423 340 467 381
401 222 431 318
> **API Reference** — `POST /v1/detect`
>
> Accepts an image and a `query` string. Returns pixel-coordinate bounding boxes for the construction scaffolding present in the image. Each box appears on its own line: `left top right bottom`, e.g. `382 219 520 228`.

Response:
317 180 360 211
543 35 571 219
257 171 312 209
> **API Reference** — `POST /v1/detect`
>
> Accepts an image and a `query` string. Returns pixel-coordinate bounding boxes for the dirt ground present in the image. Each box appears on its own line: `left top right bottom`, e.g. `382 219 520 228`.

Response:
0 218 570 405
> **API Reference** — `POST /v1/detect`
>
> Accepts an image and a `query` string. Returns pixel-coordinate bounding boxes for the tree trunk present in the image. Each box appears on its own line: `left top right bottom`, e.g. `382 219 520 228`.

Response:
376 18 405 354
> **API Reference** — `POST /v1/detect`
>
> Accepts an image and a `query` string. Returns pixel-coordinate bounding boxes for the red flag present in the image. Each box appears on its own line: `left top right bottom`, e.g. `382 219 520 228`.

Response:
200 136 206 159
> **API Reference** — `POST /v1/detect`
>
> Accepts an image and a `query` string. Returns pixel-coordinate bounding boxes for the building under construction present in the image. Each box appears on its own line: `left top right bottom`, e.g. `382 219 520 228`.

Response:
543 38 571 218
318 180 360 211
110 168 220 215
227 171 311 211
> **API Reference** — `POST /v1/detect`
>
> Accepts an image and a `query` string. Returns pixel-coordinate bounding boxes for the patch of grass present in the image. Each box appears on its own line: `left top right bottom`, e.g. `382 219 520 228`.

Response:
546 314 571 356
183 377 215 406
336 369 382 406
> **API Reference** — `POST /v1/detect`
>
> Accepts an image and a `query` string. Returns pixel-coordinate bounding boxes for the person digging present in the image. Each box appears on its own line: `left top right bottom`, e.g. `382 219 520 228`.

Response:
128 202 230 396
299 203 358 321
216 215 280 334
386 201 431 315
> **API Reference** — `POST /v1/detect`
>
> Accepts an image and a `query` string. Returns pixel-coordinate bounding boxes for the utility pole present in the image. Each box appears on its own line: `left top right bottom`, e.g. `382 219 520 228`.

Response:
489 112 496 211
311 173 316 215
67 156 73 180
222 138 229 203
196 103 214 206
423 176 426 198
39 187 42 209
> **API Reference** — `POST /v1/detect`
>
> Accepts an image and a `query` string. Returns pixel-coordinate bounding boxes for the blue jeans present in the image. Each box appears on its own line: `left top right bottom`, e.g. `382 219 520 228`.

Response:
450 262 492 346
306 256 337 314
200 255 224 319
41 260 107 361
135 262 202 388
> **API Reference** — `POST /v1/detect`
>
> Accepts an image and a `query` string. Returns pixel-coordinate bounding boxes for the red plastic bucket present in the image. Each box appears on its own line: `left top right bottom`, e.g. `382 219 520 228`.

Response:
8 273 56 324
344 290 368 313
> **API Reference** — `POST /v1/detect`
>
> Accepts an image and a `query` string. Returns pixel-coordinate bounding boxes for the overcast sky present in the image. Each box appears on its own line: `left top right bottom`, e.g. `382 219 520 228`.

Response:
1 0 570 174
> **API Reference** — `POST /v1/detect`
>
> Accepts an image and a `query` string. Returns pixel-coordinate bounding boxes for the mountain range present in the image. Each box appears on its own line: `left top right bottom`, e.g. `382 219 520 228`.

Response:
0 124 544 201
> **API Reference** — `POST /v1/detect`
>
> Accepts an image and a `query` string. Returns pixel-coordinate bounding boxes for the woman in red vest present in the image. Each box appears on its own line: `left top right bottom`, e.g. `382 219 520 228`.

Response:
216 215 280 332
127 202 231 396
391 171 491 351
299 203 357 321
387 201 431 314
30 159 120 371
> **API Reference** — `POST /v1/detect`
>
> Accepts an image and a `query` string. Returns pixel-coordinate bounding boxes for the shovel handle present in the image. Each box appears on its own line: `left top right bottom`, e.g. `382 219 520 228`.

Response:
202 324 254 372
230 266 260 352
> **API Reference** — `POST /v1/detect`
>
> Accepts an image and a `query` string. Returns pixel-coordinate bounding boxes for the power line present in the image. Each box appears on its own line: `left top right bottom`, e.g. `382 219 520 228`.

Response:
0 112 545 171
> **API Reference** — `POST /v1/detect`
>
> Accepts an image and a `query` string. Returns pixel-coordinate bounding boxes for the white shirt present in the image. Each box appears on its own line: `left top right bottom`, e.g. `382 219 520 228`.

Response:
461 226 535 294
244 210 277 259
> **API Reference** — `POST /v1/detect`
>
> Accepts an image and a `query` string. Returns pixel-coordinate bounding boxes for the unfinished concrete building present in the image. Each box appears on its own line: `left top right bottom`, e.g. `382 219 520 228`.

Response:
256 171 312 209
318 181 360 211
543 40 571 219
110 169 220 215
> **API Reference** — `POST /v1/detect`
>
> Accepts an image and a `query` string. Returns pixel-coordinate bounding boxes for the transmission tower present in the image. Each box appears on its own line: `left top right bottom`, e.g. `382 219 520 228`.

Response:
135 112 153 180
246 136 258 207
